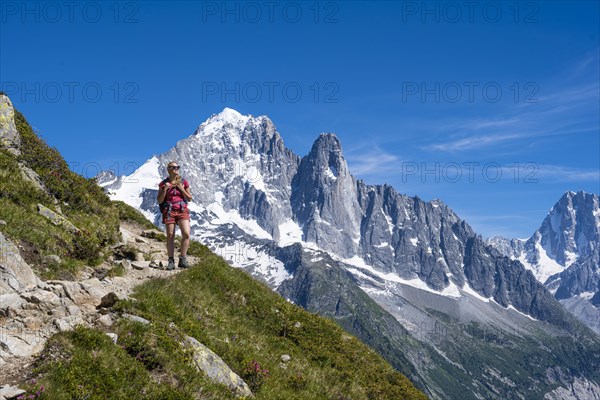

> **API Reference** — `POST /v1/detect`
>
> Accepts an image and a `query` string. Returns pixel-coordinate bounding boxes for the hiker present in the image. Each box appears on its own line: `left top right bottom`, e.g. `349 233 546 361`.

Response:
157 161 193 270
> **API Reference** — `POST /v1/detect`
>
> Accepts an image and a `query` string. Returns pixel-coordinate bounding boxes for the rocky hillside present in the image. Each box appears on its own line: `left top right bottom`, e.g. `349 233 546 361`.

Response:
0 94 426 399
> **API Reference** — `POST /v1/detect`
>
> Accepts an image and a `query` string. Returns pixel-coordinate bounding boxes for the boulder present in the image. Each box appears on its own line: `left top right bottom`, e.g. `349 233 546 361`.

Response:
37 204 80 234
96 314 114 328
280 354 291 363
123 313 150 325
279 354 291 369
97 292 119 309
131 261 150 270
0 385 26 400
0 232 40 294
184 335 253 398
53 315 84 332
20 163 48 194
105 332 118 344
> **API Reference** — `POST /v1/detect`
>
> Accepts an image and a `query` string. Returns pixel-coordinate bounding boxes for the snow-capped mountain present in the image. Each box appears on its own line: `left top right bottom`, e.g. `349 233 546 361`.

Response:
100 108 600 399
490 191 599 283
488 191 600 334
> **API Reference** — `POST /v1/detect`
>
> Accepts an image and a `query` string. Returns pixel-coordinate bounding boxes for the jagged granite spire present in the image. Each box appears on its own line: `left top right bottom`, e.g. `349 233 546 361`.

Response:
291 133 361 257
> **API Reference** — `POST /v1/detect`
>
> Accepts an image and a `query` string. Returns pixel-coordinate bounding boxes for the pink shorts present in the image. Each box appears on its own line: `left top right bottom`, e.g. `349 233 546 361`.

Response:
162 207 190 225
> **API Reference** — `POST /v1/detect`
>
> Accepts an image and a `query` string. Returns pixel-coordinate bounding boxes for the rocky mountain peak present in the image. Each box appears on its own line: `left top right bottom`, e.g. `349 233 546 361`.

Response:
312 132 343 151
304 132 347 182
486 190 600 333
204 107 249 126
538 190 599 267
188 108 280 156
489 190 599 281
95 170 118 186
291 132 361 257
486 236 526 259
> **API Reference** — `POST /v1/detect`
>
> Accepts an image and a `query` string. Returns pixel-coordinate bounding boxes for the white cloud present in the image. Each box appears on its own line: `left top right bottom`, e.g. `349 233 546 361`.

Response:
566 49 600 81
423 90 598 153
425 133 524 152
345 145 402 178
420 54 599 154
533 164 600 183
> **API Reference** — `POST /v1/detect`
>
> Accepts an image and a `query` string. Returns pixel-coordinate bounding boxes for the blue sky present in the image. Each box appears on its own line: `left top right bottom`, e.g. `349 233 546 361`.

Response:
1 0 599 239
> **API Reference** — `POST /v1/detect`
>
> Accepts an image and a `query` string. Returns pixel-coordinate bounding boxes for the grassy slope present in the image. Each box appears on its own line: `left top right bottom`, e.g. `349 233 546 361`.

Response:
20 235 427 400
0 110 120 278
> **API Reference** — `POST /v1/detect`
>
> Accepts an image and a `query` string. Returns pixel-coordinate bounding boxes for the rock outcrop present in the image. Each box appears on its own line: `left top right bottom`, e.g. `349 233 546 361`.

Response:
0 232 40 294
0 94 20 155
37 204 81 234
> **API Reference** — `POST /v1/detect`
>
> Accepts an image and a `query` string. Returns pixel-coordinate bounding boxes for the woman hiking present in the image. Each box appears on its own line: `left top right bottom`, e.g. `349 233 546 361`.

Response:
157 161 193 270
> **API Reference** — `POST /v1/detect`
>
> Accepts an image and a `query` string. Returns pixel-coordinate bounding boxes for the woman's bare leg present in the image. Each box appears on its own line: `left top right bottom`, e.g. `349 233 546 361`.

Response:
166 223 176 258
178 219 191 257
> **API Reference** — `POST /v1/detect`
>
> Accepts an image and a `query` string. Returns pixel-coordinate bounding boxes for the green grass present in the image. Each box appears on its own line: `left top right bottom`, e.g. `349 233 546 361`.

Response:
27 326 216 399
117 252 426 399
107 263 126 278
28 252 427 400
114 200 158 230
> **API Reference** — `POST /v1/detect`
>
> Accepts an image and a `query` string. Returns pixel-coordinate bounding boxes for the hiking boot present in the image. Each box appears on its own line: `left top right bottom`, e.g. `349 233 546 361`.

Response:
178 256 190 269
166 257 175 271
